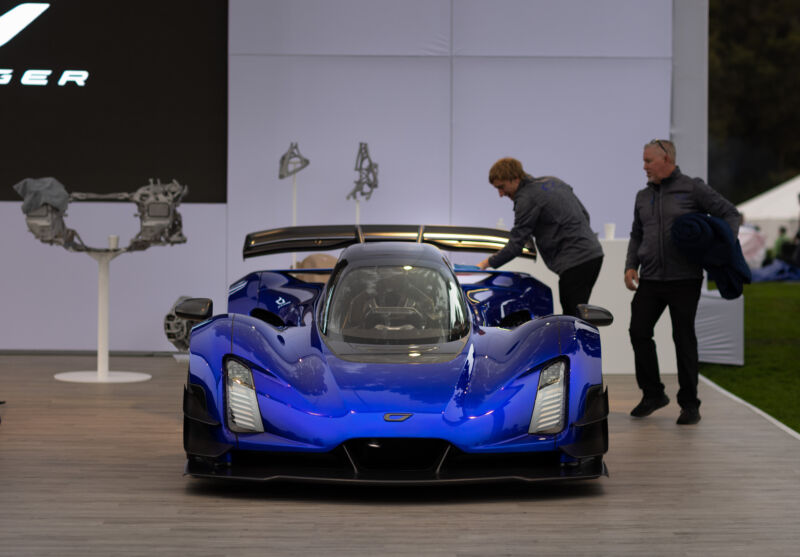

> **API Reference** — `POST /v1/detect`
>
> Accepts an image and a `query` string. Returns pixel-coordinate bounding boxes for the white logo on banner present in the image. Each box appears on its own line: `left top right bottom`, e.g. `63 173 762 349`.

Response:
0 2 90 86
0 2 49 48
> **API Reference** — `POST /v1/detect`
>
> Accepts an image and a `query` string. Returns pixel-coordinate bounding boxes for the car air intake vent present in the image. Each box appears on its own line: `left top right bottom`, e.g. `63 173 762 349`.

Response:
250 308 286 328
498 309 531 328
230 448 354 477
440 447 562 475
344 438 448 472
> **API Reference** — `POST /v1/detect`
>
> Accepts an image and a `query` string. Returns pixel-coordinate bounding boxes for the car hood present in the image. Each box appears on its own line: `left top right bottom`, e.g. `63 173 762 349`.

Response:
322 349 473 413
232 315 562 417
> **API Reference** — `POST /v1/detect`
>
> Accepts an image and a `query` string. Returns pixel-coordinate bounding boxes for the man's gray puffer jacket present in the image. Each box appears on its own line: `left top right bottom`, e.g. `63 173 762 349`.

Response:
489 175 603 275
625 167 741 281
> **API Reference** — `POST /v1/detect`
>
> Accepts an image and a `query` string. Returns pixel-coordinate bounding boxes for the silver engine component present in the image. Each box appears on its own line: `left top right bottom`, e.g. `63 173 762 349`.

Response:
163 295 193 352
21 203 82 249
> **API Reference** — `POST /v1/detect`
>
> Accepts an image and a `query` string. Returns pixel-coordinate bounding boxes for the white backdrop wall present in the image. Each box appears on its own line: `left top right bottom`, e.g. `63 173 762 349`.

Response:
0 202 228 351
1 0 710 373
227 0 674 284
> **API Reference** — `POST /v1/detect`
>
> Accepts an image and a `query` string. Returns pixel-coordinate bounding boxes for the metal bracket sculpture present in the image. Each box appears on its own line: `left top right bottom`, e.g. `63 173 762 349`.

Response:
14 177 188 254
12 176 188 383
347 142 379 201
278 142 311 268
278 142 310 179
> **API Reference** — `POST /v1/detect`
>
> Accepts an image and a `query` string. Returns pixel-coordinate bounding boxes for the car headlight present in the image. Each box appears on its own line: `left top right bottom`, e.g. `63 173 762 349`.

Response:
528 360 566 434
226 359 264 433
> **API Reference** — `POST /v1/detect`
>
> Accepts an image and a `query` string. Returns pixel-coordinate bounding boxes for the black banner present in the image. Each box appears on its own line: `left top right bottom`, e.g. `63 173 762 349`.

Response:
0 0 227 203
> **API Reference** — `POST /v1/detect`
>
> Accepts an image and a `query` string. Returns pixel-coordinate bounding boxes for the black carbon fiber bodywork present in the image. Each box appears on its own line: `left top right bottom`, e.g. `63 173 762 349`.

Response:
183 382 232 458
562 385 610 458
185 440 607 485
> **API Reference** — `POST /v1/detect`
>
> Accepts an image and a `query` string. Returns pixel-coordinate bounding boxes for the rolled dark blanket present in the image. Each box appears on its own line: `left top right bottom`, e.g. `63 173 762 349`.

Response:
671 213 719 264
672 213 751 299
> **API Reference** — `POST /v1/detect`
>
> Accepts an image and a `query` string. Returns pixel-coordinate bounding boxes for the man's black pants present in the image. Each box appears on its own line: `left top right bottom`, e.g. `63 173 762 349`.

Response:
629 278 703 410
558 256 603 317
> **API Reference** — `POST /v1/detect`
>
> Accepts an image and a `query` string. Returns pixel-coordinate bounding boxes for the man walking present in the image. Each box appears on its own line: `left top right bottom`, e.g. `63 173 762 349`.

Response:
625 139 741 425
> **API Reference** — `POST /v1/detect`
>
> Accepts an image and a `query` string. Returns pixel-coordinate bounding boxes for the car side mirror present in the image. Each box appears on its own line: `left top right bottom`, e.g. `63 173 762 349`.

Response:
175 298 213 321
576 304 613 327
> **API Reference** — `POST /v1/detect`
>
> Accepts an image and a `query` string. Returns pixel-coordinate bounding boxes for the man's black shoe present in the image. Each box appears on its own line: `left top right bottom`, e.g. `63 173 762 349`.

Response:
676 407 701 425
630 394 670 417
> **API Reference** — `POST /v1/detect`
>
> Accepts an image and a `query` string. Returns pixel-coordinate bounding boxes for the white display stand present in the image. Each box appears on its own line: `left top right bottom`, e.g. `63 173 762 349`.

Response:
504 233 746 373
696 282 744 365
291 173 298 268
278 142 309 269
504 236 678 375
55 236 152 383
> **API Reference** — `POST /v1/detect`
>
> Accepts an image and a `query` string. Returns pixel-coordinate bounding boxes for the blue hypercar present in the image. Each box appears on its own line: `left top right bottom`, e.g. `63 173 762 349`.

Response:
179 225 612 484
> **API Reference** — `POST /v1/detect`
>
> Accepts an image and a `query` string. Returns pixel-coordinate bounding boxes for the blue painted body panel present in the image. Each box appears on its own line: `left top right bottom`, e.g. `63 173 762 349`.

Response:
184 243 607 482
188 268 601 450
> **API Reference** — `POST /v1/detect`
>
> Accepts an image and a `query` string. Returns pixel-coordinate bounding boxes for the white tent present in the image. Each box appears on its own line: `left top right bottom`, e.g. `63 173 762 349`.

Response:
736 174 800 250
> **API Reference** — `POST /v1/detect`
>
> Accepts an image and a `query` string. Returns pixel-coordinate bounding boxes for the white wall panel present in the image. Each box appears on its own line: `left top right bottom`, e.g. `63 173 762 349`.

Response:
231 0 451 56
0 202 227 351
672 0 709 181
3 1 702 356
450 56 672 236
453 0 672 57
503 239 677 374
227 55 452 278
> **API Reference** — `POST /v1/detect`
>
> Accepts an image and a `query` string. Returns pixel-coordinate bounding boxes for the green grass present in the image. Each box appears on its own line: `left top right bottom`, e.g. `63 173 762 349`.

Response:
699 281 800 433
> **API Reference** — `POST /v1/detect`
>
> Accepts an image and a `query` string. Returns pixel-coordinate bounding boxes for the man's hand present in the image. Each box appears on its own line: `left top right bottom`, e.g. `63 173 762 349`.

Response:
624 268 639 291
477 258 491 270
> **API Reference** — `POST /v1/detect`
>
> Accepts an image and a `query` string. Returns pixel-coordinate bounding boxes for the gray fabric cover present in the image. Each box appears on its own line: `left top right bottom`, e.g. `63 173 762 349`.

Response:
13 177 70 214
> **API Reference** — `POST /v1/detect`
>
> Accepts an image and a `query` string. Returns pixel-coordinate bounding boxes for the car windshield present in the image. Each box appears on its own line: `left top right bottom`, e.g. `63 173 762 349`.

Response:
321 264 469 354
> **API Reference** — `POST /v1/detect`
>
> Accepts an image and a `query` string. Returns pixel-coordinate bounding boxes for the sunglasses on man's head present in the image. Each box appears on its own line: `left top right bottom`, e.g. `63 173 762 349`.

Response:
649 139 668 155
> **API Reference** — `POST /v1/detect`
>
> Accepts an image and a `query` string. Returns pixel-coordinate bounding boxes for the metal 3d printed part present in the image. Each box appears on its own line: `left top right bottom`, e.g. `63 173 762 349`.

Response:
12 177 189 383
13 177 189 254
347 142 379 201
12 177 84 250
278 142 310 179
164 295 194 352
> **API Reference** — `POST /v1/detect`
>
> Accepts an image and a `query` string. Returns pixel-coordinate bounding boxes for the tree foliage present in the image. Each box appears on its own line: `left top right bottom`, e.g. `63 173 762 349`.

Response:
709 0 800 204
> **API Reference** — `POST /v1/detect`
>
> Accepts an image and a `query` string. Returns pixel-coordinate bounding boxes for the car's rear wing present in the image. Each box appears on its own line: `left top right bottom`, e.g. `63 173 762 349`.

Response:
243 224 536 260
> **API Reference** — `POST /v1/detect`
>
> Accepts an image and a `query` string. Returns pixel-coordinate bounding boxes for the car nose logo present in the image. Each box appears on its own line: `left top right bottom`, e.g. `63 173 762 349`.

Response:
384 413 413 422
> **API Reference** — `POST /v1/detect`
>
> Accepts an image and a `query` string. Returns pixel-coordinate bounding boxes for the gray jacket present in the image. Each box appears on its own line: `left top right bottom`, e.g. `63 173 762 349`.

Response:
489 175 603 275
625 167 741 281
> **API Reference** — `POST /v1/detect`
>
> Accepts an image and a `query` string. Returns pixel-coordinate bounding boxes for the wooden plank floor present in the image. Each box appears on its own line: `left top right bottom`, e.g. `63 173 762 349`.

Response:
1 354 799 556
